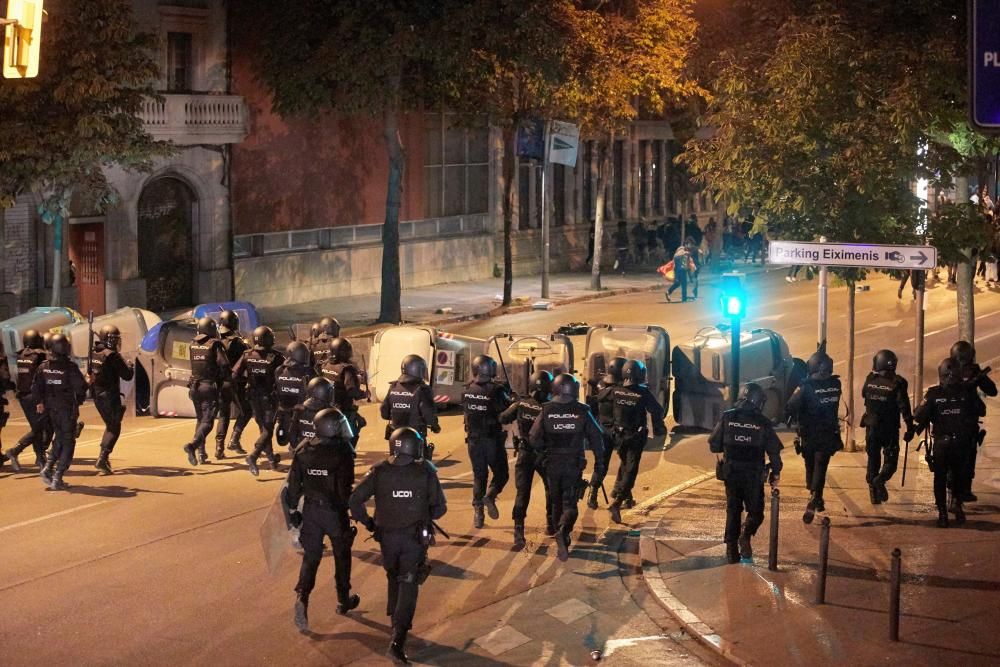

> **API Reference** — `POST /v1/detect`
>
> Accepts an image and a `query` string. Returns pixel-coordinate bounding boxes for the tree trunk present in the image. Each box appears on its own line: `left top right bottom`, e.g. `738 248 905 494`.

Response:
590 132 612 290
502 125 515 306
954 176 974 342
845 279 857 451
377 97 404 324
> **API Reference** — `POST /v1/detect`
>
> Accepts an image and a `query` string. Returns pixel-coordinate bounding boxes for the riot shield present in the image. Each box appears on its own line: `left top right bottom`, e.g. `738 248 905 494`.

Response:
259 485 299 575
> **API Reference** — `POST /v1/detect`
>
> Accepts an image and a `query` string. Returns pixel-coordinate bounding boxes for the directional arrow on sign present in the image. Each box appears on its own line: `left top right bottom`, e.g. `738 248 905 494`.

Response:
553 137 574 150
909 251 928 265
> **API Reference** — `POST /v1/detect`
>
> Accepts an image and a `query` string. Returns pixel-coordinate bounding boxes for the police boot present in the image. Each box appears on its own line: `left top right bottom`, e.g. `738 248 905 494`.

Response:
555 527 570 562
814 495 826 513
246 455 259 477
802 493 817 524
336 593 360 616
5 448 22 473
609 499 624 525
869 483 881 505
512 522 526 551
936 507 949 528
49 472 67 491
954 502 966 526
545 518 557 537
40 463 53 486
473 505 485 529
183 444 199 467
624 493 637 509
587 486 599 510
95 452 113 475
75 421 85 438
387 629 409 665
959 491 977 503
197 447 210 465
878 481 889 503
268 454 281 471
484 494 500 521
738 524 753 560
214 443 226 460
293 593 309 632
227 433 247 455
726 542 741 564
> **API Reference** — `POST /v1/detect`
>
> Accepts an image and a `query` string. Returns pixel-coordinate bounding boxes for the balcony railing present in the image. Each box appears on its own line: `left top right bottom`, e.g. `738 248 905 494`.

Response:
139 94 248 145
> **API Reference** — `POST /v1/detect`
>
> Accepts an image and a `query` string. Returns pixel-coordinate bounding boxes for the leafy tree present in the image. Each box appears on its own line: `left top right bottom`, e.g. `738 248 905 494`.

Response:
0 0 165 306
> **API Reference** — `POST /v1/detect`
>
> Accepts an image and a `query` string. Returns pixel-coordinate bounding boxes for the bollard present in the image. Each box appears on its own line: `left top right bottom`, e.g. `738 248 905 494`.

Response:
815 517 831 604
889 548 902 641
768 488 780 571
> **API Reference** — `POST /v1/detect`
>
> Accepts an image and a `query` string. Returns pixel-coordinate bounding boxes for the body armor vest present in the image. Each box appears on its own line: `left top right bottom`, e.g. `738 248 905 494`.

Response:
374 461 432 530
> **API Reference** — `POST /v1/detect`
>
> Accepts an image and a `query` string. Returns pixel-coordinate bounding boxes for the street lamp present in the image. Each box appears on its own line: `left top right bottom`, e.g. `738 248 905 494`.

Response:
720 273 746 406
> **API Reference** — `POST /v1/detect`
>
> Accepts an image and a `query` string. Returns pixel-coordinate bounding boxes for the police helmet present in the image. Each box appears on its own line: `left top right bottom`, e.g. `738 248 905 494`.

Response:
950 340 975 366
551 373 580 403
938 358 960 387
218 310 239 334
622 359 647 386
309 322 321 340
472 354 498 381
529 369 553 397
319 316 341 338
605 357 628 384
389 426 424 459
806 350 833 378
330 337 353 362
49 333 71 357
738 382 767 412
22 329 43 350
252 326 275 351
196 316 218 338
873 349 897 375
286 340 310 366
314 408 344 439
42 332 54 350
401 354 428 381
99 324 122 350
307 377 334 405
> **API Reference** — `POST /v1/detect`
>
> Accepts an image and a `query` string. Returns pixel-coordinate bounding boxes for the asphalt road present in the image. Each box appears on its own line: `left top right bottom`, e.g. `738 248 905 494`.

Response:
1 266 996 666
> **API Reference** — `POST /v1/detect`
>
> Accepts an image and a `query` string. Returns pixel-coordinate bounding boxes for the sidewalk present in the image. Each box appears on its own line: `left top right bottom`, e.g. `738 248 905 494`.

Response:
638 402 1000 666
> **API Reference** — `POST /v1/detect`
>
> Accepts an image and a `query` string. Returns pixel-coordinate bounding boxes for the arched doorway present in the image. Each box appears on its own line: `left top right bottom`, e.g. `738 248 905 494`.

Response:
138 177 197 312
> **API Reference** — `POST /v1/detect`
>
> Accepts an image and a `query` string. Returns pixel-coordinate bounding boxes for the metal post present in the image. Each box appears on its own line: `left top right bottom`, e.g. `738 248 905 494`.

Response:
889 548 902 641
846 283 857 451
768 487 780 571
815 516 831 604
541 124 551 300
914 270 926 401
817 236 828 347
730 316 741 406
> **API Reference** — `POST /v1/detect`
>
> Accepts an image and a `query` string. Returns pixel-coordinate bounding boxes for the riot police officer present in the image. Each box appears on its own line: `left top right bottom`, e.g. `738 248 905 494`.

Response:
608 360 667 524
861 349 913 504
286 408 359 632
462 355 513 529
183 317 230 467
289 377 354 452
34 334 87 490
708 383 783 563
350 427 447 665
215 310 251 458
3 330 50 471
318 337 368 447
500 369 556 549
310 316 341 368
274 341 315 452
380 354 440 446
528 373 605 562
233 326 285 476
949 340 996 502
0 355 13 470
911 359 980 527
586 357 626 510
90 324 134 474
785 349 843 524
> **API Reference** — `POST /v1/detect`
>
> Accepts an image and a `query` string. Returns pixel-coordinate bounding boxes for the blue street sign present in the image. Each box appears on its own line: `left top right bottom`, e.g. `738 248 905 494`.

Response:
971 0 1000 131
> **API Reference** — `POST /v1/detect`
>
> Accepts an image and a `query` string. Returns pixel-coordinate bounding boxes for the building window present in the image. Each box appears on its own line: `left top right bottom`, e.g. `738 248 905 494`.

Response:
424 113 489 219
166 32 193 92
553 165 565 227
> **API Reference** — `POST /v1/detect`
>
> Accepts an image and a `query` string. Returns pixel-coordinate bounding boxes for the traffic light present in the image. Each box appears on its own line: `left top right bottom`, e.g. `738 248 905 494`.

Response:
719 272 747 320
3 0 44 79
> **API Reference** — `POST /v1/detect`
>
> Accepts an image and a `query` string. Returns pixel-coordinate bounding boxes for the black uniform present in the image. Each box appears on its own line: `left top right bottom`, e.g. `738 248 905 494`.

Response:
708 406 783 546
289 400 354 453
90 343 134 458
0 362 13 458
5 347 51 464
349 457 447 639
861 372 913 491
954 362 996 498
232 348 285 462
187 334 230 458
462 379 513 508
216 330 251 453
609 384 666 503
286 433 356 605
380 376 439 439
786 375 843 506
32 355 87 480
500 395 556 526
274 360 315 447
310 334 335 369
528 401 605 541
913 384 980 513
587 380 618 492
319 358 367 445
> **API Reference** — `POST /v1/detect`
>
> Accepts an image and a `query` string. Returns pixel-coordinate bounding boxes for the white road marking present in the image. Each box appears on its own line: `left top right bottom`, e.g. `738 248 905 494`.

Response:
0 501 108 533
75 420 190 448
855 320 902 334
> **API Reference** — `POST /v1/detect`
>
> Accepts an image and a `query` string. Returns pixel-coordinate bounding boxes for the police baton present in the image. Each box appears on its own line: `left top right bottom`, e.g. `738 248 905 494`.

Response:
86 310 95 398
493 338 512 391
600 482 609 505
901 440 910 487
360 353 372 402
431 520 450 540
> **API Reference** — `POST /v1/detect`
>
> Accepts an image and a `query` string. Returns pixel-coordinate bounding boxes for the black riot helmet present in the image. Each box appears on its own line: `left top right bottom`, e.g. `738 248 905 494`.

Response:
401 354 428 382
309 322 321 341
873 349 897 376
307 377 335 405
472 354 498 381
49 333 71 358
738 382 767 412
252 326 275 351
389 426 424 459
551 373 580 403
286 340 310 366
196 316 218 338
22 329 43 350
99 324 122 351
330 337 353 362
42 332 54 350
938 358 960 387
529 369 553 398
218 310 239 334
950 340 975 366
622 359 647 386
319 316 341 338
314 408 344 439
605 356 628 385
806 350 833 378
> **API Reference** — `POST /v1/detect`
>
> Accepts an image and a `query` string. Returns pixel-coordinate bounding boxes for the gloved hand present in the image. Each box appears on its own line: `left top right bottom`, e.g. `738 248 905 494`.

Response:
653 425 667 437
903 429 915 443
768 472 780 488
362 516 376 533
430 424 441 434
289 510 303 528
